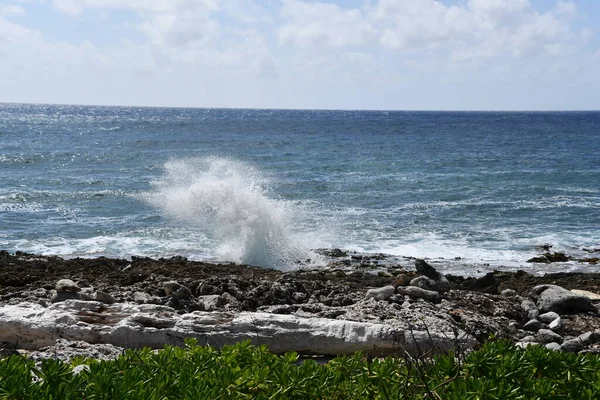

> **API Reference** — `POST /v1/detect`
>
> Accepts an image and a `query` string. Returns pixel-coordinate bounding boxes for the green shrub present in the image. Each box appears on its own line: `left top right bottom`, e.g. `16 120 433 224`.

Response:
0 339 599 399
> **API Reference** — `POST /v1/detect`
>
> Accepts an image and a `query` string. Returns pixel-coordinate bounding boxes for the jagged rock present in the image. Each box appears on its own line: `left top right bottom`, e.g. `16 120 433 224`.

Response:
365 286 395 301
530 284 595 314
93 291 116 305
536 329 563 344
521 299 539 320
538 311 560 323
0 301 476 356
292 292 307 302
55 279 81 293
172 286 193 301
133 292 151 304
27 339 124 363
467 272 498 294
523 319 543 332
396 286 441 302
414 259 450 292
560 338 585 353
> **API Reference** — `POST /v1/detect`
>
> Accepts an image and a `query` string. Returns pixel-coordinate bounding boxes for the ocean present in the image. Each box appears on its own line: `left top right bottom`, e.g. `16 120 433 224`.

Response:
1 103 599 275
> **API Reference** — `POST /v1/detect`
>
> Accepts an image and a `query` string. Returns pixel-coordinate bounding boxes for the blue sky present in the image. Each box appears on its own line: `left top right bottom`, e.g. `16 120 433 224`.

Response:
1 0 598 110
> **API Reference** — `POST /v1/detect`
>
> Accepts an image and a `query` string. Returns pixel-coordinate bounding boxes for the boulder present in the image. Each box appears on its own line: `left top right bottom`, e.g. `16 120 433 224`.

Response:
198 295 224 311
133 292 152 304
538 311 560 323
536 329 562 344
530 285 595 314
365 286 395 301
414 259 450 292
93 291 116 305
579 331 600 346
560 338 585 353
523 319 543 332
409 276 437 291
396 286 441 302
521 299 539 320
548 317 562 331
466 272 498 294
55 279 81 293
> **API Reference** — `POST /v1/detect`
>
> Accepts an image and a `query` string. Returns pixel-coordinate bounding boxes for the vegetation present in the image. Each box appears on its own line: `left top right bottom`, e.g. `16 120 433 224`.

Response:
1 339 599 399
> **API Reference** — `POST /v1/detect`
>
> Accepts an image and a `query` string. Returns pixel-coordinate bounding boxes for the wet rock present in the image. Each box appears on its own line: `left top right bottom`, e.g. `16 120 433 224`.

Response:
523 319 543 332
364 285 395 301
55 279 81 293
527 252 571 263
530 284 595 314
396 286 441 302
536 329 563 344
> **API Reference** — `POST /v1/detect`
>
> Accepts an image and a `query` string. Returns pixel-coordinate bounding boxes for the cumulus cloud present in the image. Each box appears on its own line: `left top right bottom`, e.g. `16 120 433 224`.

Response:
278 0 374 47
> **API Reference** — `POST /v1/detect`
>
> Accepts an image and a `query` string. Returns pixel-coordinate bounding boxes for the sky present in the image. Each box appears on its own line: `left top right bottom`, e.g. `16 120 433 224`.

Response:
0 0 599 110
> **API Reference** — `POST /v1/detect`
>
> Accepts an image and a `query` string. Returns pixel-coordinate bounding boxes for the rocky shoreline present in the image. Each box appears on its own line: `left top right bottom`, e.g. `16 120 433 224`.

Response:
1 250 599 361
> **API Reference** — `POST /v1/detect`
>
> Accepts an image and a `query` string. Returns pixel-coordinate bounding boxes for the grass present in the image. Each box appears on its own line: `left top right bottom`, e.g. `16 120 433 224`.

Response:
1 338 599 399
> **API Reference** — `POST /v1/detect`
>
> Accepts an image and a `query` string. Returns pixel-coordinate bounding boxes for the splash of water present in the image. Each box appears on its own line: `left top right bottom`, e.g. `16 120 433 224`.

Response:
144 157 323 269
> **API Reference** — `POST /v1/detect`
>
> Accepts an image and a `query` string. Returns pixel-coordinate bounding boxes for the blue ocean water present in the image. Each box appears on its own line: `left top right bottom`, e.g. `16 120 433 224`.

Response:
1 103 599 274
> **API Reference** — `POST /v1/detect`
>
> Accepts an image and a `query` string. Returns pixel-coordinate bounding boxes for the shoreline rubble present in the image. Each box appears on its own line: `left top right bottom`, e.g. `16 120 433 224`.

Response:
1 250 599 360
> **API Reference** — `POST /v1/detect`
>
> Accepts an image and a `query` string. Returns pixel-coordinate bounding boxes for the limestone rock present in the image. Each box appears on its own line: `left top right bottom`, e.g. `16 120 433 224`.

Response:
396 286 441 302
530 284 595 314
55 279 81 293
198 295 224 311
501 289 517 297
365 285 395 301
163 281 182 296
133 292 151 304
548 317 562 331
0 301 476 357
570 289 600 301
50 290 82 303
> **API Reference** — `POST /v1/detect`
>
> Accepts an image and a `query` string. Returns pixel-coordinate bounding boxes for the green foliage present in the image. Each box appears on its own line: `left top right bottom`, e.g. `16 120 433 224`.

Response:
0 338 599 399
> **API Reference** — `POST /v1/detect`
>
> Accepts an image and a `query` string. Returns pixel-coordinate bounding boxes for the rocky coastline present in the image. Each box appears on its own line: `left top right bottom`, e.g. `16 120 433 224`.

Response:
1 250 599 361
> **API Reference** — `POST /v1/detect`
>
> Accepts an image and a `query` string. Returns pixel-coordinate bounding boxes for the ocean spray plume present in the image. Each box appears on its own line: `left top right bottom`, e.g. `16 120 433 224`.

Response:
144 157 322 269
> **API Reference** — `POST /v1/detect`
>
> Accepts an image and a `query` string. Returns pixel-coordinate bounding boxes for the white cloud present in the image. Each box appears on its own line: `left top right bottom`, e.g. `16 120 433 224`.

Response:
278 0 374 47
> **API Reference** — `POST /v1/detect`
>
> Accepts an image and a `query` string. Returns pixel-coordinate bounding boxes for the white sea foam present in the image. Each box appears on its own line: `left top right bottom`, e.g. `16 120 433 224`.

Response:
143 157 325 269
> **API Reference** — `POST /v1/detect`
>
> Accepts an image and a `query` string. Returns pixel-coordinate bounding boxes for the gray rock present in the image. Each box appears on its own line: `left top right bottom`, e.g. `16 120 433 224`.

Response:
516 341 539 348
523 319 543 332
560 338 585 353
50 290 81 303
409 276 437 291
415 259 441 279
365 285 395 301
198 295 224 311
548 317 562 331
501 289 517 297
545 342 561 351
530 284 595 314
396 286 441 302
55 279 81 293
93 291 116 305
292 292 307 302
538 311 560 323
521 299 539 320
172 286 192 301
221 292 240 306
163 281 182 296
536 329 563 344
579 331 600 346
521 335 537 342
133 292 151 304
